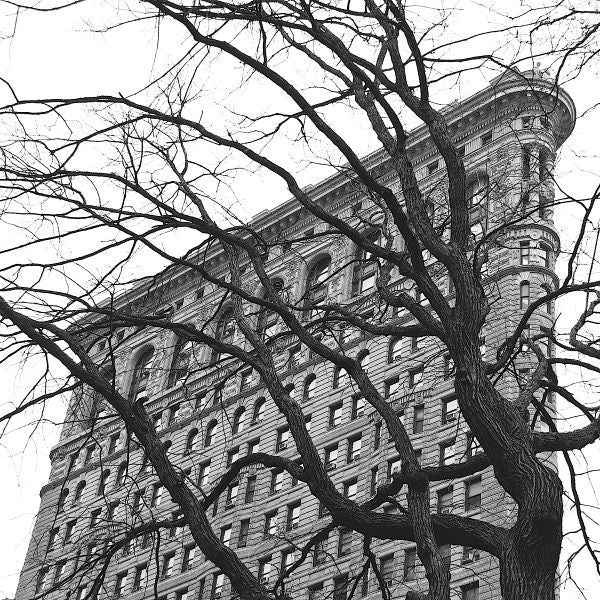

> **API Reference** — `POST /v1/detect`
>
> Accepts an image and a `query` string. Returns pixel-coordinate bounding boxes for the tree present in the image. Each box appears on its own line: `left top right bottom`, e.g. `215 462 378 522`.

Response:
1 2 600 600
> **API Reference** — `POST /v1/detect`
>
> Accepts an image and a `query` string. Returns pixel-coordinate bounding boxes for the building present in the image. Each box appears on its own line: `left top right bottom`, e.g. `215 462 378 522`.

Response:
14 69 575 600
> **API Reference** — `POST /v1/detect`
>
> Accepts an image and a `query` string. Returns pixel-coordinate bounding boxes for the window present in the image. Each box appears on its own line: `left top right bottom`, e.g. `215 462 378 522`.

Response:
462 582 480 600
185 428 199 453
170 510 184 537
270 469 284 494
227 447 239 468
152 412 164 432
286 502 301 531
388 457 401 481
332 366 348 389
409 367 423 387
264 511 278 537
410 406 424 435
374 421 382 450
116 463 127 487
220 524 232 547
440 544 451 569
212 573 224 600
252 398 266 423
114 571 128 598
245 475 257 503
90 507 102 526
98 469 110 496
467 174 489 207
213 309 235 361
258 556 272 585
440 440 456 466
444 356 455 380
520 281 530 309
108 500 120 521
176 589 189 600
337 528 352 556
411 336 420 352
442 396 458 424
48 527 59 550
357 350 370 373
319 502 330 519
54 560 67 584
226 481 239 507
306 256 331 305
168 403 180 426
380 554 394 587
198 461 211 487
150 483 163 507
388 337 402 362
480 131 492 145
438 487 454 514
168 337 192 387
309 583 324 600
161 552 175 579
281 548 296 573
333 575 349 600
343 479 358 501
76 584 88 600
108 433 120 455
370 467 379 495
467 433 484 458
385 377 401 400
205 420 217 447
240 370 253 392
403 548 417 581
351 396 365 419
128 349 153 402
328 402 343 428
347 436 362 463
325 445 338 471
361 569 370 597
133 564 148 591
303 375 317 402
352 231 381 295
462 546 481 564
313 535 328 566
519 241 530 265
427 160 439 175
238 519 251 547
74 480 86 503
276 428 289 451
540 243 551 268
465 477 482 511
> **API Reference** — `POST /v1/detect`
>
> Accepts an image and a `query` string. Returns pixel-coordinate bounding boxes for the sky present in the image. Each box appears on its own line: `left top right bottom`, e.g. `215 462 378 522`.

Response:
1 1 600 599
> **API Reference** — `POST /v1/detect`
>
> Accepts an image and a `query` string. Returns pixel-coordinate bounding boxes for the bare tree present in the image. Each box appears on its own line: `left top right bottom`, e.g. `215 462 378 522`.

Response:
1 3 600 600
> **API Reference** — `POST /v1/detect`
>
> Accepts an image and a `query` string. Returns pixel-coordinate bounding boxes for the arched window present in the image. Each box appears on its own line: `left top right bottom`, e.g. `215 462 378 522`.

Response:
333 366 348 389
520 281 530 309
352 231 381 295
232 407 246 434
129 349 154 402
252 398 266 424
58 488 69 513
213 309 235 362
205 420 217 447
467 173 489 207
97 469 110 496
357 350 370 373
116 463 127 487
302 375 317 403
306 256 331 310
168 337 193 388
388 338 402 363
186 428 199 453
285 383 296 402
74 480 86 503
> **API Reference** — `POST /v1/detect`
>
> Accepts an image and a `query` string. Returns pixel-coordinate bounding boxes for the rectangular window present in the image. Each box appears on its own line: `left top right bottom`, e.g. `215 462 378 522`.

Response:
108 433 120 455
90 507 102 526
520 241 530 265
325 445 338 471
385 377 401 400
374 421 382 450
48 527 59 550
54 560 67 584
212 573 224 600
462 546 481 564
442 396 458 424
370 467 379 495
281 549 296 573
288 345 301 370
168 403 180 426
337 528 353 556
182 545 196 572
220 525 232 547
240 369 253 392
258 556 272 584
409 367 423 388
151 484 163 507
465 477 482 511
176 589 189 600
238 519 250 547
333 575 349 600
313 536 328 566
286 502 301 531
199 461 211 487
343 479 358 501
387 457 401 481
309 583 324 600
427 160 439 175
481 131 492 145
329 402 343 428
247 438 260 455
270 469 284 494
462 582 480 600
65 519 77 544
444 356 455 380
440 440 456 466
351 396 365 420
264 511 278 537
114 572 128 598
161 552 175 579
245 475 257 503
403 548 417 581
276 428 289 451
226 481 238 507
227 447 239 468
380 554 394 587
169 510 184 538
133 564 148 591
413 405 425 434
438 486 454 514
347 435 362 463
467 433 484 458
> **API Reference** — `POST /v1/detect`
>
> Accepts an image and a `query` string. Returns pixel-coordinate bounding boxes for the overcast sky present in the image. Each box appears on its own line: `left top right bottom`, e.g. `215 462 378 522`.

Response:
1 2 600 599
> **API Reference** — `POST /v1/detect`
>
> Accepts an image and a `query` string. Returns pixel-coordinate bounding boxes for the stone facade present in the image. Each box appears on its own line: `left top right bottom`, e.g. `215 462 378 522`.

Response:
14 70 575 600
